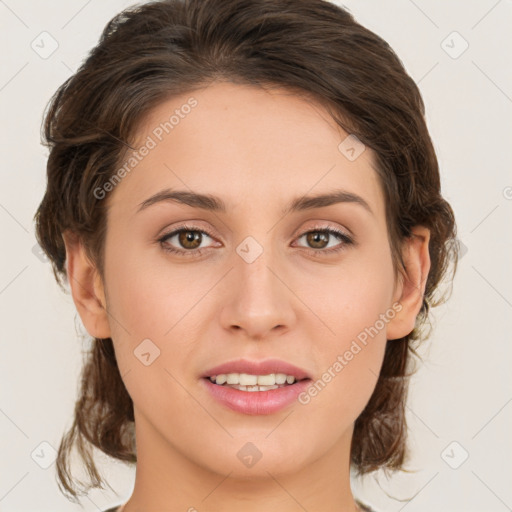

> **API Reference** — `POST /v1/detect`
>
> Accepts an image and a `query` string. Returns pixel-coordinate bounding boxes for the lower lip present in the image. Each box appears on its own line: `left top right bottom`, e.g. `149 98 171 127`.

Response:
201 377 312 415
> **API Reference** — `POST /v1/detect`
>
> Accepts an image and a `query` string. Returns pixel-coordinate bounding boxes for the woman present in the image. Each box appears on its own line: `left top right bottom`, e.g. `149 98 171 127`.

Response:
34 0 458 510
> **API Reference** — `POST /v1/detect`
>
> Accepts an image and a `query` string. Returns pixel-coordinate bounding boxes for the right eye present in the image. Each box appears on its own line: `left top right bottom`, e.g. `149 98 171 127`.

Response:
158 225 217 257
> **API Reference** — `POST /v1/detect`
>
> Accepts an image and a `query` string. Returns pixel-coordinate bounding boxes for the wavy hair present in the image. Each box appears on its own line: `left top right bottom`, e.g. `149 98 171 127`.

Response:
34 0 458 501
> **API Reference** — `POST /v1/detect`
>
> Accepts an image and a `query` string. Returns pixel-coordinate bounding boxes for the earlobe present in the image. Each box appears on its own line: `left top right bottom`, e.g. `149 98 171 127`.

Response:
62 230 111 339
387 225 431 341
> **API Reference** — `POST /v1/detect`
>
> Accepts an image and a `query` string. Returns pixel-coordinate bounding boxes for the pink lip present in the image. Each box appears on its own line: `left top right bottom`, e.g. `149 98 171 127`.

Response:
202 358 311 380
200 358 312 415
201 377 312 415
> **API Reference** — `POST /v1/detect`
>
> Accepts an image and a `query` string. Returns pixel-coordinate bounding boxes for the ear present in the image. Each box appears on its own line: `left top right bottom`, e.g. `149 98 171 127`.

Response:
386 225 431 341
62 230 111 339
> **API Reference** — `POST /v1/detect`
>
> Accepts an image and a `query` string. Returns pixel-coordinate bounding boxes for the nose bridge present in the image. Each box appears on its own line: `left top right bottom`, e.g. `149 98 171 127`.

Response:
221 232 295 337
236 232 282 305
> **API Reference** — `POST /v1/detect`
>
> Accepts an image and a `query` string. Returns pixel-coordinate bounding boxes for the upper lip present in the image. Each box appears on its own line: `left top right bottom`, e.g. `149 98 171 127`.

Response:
202 358 311 381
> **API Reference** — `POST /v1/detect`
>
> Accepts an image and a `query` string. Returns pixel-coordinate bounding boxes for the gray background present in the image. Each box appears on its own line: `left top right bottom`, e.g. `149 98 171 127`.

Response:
0 0 511 510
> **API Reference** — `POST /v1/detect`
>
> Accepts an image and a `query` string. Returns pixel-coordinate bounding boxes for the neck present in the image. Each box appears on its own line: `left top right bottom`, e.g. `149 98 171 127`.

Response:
121 410 361 512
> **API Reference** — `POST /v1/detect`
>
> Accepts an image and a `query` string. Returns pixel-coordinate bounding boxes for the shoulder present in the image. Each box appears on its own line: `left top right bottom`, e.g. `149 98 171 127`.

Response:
356 499 379 512
103 503 376 512
104 503 376 512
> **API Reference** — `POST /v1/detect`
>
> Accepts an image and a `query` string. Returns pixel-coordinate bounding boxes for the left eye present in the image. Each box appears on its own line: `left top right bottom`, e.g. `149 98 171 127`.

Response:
294 228 353 253
158 225 353 256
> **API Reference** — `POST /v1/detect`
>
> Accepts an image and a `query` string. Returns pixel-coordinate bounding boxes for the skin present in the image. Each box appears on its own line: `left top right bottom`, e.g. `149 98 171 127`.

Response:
63 81 430 512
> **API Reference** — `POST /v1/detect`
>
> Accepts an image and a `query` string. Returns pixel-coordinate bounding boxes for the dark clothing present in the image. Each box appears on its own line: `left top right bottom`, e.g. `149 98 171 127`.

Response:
357 499 378 511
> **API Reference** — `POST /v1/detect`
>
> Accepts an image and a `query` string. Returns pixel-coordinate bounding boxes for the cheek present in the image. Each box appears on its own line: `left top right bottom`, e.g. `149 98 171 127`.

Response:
103 254 206 426
302 248 396 343
105 246 209 337
298 251 395 411
103 247 218 394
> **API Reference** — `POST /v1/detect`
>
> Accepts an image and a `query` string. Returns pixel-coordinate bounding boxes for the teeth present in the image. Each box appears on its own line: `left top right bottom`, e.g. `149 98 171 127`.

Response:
257 374 275 385
209 372 298 386
235 384 280 392
275 373 287 384
240 374 258 386
214 374 227 385
226 373 238 385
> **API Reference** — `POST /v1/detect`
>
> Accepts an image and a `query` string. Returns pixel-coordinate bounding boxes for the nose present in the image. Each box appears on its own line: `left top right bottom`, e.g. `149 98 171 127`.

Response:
218 245 296 340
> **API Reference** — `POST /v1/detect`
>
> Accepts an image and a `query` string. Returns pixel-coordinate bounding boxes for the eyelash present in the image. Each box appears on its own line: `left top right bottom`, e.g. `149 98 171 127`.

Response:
158 223 354 258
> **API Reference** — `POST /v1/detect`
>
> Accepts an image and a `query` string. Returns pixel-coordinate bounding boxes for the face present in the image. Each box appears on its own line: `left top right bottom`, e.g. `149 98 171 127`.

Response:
97 81 404 478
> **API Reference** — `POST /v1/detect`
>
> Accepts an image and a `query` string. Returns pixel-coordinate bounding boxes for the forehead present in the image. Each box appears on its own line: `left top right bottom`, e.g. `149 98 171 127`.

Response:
108 81 384 219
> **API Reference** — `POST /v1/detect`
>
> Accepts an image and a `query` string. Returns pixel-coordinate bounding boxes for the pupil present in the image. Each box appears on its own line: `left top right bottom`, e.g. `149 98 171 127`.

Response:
180 230 201 248
308 232 328 248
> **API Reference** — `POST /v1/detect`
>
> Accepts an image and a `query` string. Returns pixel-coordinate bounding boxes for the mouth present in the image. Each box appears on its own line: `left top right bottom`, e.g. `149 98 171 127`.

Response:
200 359 313 415
202 358 311 383
204 372 310 392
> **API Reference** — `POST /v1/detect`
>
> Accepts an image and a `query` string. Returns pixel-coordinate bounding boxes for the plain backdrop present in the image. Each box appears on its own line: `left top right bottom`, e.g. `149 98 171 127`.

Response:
1 1 511 511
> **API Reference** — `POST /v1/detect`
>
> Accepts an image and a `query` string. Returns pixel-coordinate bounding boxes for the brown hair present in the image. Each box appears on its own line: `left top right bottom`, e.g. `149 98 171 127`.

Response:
34 0 458 502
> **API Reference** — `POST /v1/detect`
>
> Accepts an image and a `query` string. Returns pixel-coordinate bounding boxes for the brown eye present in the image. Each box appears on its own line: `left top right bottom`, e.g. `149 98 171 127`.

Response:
295 227 353 254
178 230 203 249
305 231 330 249
159 225 216 256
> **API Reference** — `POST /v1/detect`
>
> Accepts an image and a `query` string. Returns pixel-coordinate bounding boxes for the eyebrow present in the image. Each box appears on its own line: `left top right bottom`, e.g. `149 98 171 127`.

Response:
136 188 373 216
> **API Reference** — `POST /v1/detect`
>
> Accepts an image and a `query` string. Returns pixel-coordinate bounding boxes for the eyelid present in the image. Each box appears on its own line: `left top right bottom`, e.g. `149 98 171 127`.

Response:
156 221 216 243
292 225 354 253
294 221 354 240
